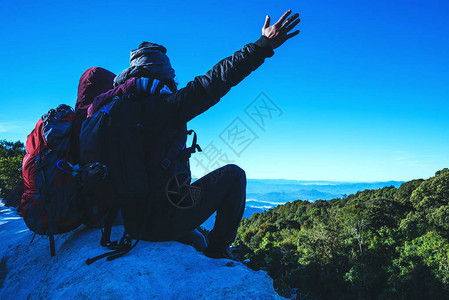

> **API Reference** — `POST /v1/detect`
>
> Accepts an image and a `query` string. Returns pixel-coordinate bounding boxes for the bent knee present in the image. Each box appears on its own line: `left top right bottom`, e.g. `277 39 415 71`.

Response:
225 164 246 179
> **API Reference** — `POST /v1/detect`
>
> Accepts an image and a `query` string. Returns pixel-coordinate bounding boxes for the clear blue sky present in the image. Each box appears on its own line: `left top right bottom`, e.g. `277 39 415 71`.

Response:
0 0 448 181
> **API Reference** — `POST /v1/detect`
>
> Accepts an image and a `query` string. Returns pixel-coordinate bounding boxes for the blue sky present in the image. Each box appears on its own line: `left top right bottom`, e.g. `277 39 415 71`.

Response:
0 0 448 181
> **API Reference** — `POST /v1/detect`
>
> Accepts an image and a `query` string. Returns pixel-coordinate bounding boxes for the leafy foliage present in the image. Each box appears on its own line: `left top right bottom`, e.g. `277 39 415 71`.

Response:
236 169 449 299
0 140 25 198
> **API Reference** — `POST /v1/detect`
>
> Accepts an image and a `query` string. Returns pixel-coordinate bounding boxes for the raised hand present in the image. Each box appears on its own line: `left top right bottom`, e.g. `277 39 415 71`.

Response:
262 10 300 49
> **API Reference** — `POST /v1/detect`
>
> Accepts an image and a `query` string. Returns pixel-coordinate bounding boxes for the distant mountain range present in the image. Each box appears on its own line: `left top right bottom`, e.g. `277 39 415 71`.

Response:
201 179 404 230
246 179 403 195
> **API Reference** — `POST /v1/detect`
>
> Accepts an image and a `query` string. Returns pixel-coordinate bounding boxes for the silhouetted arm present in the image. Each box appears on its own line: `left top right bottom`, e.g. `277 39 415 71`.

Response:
166 10 300 123
166 36 274 123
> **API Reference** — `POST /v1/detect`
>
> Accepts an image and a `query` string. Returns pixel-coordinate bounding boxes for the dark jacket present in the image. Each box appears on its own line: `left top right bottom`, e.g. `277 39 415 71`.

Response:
140 36 275 194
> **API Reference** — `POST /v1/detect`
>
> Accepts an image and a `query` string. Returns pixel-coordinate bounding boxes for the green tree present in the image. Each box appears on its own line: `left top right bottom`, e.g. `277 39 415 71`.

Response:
410 169 449 236
0 140 25 197
387 231 449 298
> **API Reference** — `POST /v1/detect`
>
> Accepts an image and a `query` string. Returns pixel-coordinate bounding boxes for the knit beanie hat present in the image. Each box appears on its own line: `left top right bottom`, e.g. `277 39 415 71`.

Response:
114 41 175 86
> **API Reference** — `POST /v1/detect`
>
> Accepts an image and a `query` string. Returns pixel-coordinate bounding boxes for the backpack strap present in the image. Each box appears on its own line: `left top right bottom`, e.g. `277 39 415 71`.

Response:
86 227 140 264
100 205 121 248
49 235 56 257
183 129 202 158
43 184 58 257
86 246 130 265
161 129 202 170
86 197 151 265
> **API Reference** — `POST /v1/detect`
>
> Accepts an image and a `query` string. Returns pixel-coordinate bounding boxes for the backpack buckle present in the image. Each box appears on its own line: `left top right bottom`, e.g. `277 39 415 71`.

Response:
161 158 171 170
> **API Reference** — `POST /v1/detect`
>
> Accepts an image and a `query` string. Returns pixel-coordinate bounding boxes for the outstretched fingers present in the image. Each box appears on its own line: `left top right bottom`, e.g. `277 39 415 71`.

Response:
284 17 300 33
274 10 292 27
261 9 301 48
281 13 300 30
286 30 300 40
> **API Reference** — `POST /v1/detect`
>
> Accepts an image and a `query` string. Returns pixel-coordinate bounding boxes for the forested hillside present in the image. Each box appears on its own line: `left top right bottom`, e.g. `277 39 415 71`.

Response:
236 169 449 299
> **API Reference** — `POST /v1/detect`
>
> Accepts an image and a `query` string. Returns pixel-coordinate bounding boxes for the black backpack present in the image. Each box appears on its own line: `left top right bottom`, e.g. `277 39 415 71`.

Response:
80 94 202 264
80 96 149 202
80 95 150 263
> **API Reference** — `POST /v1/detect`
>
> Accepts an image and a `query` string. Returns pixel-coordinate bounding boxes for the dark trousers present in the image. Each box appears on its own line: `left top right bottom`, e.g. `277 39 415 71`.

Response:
143 164 246 251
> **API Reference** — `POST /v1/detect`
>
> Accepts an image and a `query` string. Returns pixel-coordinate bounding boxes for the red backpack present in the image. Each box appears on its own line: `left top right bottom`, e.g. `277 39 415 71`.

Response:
21 104 84 255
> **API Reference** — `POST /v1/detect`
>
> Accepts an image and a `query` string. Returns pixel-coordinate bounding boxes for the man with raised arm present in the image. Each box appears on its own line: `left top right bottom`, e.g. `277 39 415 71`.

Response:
107 10 301 259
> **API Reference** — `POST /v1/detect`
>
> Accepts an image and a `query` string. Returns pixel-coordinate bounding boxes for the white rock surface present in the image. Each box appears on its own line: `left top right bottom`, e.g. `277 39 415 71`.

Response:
0 202 283 299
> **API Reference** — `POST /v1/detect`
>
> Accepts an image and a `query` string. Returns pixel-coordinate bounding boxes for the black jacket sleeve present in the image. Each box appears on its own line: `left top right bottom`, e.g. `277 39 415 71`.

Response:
165 36 274 123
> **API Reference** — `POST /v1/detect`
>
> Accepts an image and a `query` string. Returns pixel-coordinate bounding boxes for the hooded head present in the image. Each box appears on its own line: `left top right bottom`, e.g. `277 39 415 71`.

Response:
114 42 176 91
76 67 116 112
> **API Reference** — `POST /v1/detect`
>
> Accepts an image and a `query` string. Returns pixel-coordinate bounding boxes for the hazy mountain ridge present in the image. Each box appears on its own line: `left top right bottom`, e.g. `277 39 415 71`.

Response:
246 179 404 195
202 180 404 230
245 179 404 210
